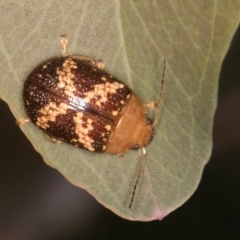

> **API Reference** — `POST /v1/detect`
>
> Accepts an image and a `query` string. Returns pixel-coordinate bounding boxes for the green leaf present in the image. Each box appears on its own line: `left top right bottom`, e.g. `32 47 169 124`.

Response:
0 0 239 221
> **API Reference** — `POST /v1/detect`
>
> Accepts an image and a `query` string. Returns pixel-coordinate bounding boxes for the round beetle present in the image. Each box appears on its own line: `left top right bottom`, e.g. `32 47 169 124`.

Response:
18 35 166 208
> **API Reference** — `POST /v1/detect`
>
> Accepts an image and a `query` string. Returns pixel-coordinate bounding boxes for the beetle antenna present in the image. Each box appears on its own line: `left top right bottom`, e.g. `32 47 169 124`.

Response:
60 34 68 56
153 57 166 127
129 147 146 209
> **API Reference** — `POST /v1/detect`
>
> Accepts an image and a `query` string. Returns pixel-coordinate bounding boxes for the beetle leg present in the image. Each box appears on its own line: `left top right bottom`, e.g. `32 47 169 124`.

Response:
71 55 95 65
144 101 156 109
70 55 105 70
16 118 29 126
60 35 106 69
95 60 105 70
60 34 69 56
44 133 62 144
60 35 106 70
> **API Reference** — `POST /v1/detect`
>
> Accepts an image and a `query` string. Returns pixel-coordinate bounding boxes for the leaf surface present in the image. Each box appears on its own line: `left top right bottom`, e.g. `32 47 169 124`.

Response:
0 0 239 220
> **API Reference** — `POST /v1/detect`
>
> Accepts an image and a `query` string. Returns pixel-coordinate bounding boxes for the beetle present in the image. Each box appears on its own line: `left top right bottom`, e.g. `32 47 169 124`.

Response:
18 35 166 208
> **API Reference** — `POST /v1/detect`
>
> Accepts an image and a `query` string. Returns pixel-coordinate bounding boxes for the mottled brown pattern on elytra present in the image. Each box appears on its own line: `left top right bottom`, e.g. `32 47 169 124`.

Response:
23 56 130 152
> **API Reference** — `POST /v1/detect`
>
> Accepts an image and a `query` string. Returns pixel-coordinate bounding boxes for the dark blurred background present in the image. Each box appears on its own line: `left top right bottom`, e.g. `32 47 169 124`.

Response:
0 25 240 240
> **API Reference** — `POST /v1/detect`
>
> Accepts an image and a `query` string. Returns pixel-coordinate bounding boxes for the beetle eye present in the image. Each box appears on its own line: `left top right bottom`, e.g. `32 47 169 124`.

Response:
146 117 152 125
132 144 139 150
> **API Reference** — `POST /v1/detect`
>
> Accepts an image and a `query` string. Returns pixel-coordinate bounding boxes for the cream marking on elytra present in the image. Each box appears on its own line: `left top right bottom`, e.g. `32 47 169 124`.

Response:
102 145 107 150
72 113 112 151
72 112 96 151
105 125 111 131
112 110 118 116
56 58 77 97
36 102 69 129
83 81 124 113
